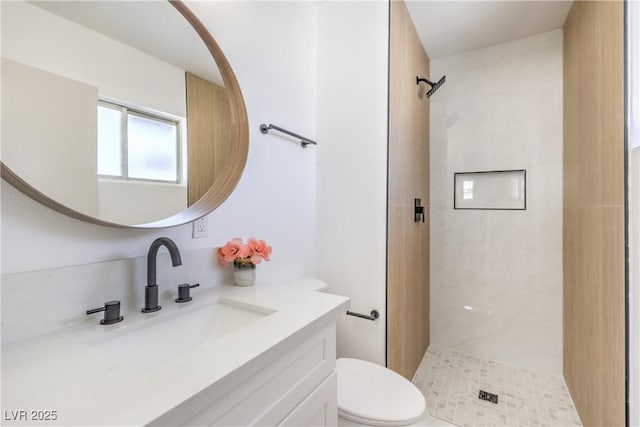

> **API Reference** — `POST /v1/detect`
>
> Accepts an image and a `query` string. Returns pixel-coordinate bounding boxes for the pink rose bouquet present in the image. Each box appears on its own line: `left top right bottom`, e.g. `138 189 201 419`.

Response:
217 237 272 268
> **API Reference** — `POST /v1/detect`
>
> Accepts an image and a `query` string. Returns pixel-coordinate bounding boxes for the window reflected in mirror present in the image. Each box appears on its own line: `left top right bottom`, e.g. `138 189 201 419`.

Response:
98 101 183 183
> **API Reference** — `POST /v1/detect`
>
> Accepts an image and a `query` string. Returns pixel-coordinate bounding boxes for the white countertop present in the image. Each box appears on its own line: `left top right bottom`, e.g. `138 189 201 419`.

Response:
1 280 349 426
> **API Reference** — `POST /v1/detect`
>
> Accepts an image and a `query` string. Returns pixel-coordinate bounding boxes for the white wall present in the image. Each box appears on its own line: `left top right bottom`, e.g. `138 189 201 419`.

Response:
1 1 186 117
430 30 563 374
1 1 317 338
97 180 187 225
2 59 99 216
315 1 389 365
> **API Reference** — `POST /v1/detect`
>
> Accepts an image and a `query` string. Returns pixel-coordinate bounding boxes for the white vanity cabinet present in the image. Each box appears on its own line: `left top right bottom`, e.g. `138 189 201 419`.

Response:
2 284 348 427
151 323 338 427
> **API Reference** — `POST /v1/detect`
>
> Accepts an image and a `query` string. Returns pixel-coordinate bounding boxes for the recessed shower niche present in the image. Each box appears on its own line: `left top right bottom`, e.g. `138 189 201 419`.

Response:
453 169 526 210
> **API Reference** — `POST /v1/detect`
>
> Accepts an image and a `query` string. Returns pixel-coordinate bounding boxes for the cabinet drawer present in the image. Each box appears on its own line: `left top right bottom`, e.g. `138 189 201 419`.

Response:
171 323 336 426
278 372 337 427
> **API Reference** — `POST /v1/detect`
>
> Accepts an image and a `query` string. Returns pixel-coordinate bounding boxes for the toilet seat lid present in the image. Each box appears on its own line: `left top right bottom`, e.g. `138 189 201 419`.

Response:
336 358 426 427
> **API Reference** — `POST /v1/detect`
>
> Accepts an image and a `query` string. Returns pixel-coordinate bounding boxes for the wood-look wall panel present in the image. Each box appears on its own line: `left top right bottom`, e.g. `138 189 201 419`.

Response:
387 0 430 380
186 72 231 206
563 1 625 426
600 206 626 424
598 1 625 206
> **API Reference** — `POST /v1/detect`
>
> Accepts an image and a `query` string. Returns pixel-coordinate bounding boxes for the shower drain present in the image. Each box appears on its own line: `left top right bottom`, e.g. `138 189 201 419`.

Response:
478 390 499 404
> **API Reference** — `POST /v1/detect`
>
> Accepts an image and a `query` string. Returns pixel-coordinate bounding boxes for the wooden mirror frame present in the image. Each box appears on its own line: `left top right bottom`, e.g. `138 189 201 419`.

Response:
0 0 249 229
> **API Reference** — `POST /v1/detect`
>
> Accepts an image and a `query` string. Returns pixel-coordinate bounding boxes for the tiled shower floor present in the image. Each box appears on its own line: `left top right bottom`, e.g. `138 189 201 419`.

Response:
412 346 582 427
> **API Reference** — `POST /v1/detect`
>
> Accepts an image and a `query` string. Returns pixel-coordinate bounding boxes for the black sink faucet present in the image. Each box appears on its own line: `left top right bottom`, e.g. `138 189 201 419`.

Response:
143 237 182 313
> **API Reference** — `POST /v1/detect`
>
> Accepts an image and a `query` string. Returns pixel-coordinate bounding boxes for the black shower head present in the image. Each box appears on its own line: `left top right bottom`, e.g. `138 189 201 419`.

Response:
416 75 446 98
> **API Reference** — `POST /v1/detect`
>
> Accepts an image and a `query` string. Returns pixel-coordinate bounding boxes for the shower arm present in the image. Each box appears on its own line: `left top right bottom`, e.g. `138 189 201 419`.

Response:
416 77 436 86
416 75 446 98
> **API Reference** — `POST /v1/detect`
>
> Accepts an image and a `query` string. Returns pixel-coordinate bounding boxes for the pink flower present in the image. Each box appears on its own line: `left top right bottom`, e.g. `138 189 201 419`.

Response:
247 238 272 264
217 238 250 265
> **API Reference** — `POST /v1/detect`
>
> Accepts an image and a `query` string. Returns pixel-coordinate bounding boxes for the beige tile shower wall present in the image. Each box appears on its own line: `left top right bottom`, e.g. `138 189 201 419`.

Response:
429 30 563 374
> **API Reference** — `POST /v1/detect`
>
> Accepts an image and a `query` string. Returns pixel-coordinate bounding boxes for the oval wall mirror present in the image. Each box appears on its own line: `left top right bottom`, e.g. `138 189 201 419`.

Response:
0 0 249 228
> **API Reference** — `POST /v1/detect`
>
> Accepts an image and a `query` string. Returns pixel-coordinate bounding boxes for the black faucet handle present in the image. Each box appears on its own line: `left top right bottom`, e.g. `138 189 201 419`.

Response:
87 300 124 325
175 283 200 303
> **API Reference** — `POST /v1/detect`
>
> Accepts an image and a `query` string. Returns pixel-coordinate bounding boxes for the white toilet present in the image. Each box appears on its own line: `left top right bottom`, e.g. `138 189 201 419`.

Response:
287 279 428 426
336 358 427 426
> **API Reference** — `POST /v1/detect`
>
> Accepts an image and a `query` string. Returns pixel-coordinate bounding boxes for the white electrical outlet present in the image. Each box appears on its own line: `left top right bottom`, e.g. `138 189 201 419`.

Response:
192 217 208 239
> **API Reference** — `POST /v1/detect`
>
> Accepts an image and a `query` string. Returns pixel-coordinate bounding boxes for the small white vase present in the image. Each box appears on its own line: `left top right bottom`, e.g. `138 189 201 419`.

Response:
233 260 256 286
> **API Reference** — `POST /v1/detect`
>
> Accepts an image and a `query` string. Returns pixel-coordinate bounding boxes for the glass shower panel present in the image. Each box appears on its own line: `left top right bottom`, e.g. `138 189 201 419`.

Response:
627 1 639 424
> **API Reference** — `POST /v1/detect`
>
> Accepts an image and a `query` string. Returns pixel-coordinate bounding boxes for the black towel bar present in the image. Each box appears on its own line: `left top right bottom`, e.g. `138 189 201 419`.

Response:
346 310 379 321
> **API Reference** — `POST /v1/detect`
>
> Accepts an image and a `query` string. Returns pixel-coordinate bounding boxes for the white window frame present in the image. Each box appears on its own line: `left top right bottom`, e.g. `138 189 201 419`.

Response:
98 99 183 184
